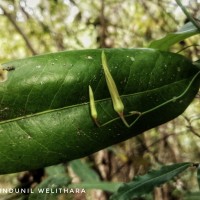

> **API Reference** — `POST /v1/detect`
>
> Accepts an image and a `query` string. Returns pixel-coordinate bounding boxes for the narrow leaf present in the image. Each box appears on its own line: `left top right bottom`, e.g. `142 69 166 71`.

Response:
110 162 191 200
45 164 67 176
149 21 200 50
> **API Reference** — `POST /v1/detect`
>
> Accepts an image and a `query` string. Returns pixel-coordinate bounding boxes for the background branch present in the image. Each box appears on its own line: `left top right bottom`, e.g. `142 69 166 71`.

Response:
0 5 37 55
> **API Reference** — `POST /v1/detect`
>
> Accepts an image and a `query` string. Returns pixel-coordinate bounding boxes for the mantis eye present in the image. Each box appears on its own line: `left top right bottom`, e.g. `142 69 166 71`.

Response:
0 68 8 82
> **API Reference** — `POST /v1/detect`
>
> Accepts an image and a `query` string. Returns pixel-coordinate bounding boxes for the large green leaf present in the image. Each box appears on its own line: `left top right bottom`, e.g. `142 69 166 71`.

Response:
110 162 191 200
0 48 199 174
149 21 200 50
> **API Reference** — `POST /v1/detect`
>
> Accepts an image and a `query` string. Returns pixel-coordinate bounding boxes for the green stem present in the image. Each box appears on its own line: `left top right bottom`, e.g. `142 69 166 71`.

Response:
175 0 200 32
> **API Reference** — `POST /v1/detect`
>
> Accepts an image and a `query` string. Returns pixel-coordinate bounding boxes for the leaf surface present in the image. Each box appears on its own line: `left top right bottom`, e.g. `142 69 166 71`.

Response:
0 48 199 174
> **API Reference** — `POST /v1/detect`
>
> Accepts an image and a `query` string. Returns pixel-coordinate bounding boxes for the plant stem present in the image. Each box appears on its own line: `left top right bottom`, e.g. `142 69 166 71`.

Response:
175 0 200 31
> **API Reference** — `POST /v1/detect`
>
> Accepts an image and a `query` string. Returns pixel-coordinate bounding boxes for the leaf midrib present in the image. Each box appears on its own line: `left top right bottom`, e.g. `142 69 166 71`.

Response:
0 77 194 125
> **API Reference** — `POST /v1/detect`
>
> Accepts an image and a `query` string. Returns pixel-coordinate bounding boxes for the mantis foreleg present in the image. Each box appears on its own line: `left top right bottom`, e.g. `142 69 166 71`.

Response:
89 51 141 127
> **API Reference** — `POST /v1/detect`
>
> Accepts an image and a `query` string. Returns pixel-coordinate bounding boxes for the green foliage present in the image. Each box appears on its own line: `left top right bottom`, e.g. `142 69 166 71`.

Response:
69 159 121 193
0 49 199 174
28 163 121 200
0 1 200 199
69 159 100 182
28 165 71 200
110 163 191 200
149 21 200 50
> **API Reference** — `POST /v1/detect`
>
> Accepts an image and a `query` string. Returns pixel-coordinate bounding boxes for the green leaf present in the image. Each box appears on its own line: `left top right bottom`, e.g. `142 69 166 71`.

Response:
149 21 200 50
69 159 100 182
45 164 67 176
0 48 199 174
110 162 191 200
69 182 122 193
28 165 71 200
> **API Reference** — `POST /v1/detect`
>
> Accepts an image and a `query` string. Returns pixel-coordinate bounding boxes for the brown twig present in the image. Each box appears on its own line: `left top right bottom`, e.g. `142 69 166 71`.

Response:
0 5 37 55
183 116 200 138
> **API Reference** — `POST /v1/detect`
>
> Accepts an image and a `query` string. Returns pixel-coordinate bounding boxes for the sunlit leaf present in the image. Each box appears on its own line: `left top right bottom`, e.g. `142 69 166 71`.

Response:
149 21 200 50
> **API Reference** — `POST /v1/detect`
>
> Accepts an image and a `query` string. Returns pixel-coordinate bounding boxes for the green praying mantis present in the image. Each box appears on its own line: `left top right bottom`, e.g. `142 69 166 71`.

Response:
89 51 141 128
89 51 200 128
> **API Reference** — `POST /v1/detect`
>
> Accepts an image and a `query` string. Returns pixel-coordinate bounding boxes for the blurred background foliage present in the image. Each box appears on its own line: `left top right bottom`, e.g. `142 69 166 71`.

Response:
0 0 200 199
